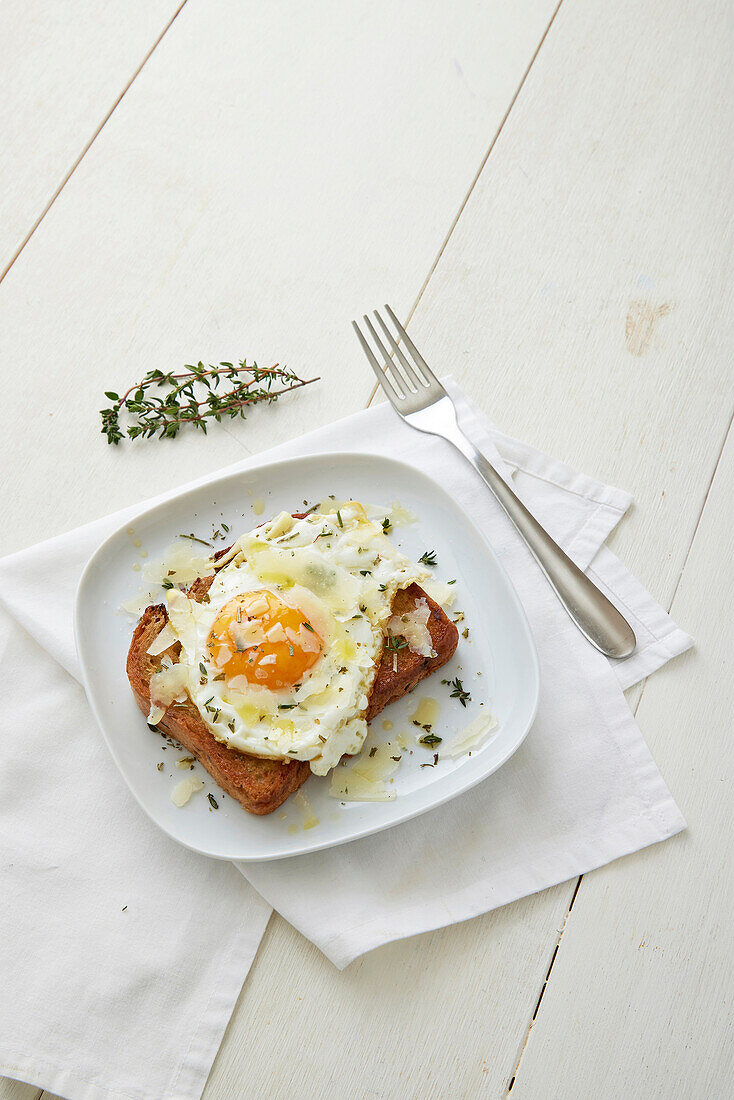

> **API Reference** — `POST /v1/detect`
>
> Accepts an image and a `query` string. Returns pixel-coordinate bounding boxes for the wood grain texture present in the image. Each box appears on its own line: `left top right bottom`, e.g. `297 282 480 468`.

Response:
365 0 733 1094
0 0 557 558
0 0 184 278
510 424 734 1098
402 0 734 601
0 2 560 1097
201 0 733 1095
0 1081 40 1100
205 888 573 1099
0 0 730 1097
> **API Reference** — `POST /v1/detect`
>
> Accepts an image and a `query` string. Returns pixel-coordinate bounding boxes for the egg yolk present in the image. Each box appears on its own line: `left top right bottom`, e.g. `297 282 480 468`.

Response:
206 591 323 690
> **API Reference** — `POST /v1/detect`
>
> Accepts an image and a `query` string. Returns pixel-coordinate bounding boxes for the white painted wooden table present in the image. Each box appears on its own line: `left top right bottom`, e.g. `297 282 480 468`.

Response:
2 1 731 1096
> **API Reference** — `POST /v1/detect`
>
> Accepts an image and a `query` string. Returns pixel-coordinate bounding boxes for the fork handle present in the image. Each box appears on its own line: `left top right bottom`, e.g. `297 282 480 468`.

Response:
447 425 636 658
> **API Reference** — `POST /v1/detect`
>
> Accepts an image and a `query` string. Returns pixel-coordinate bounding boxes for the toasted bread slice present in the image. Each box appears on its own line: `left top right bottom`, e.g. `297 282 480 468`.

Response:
127 603 312 814
127 568 458 815
364 584 459 721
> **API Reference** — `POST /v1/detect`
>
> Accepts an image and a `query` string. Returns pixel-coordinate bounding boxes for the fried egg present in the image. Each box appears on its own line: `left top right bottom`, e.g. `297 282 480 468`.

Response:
148 501 429 774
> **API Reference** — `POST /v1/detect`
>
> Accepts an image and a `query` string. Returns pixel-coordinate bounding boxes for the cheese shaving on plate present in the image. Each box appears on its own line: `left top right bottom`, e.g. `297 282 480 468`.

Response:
329 740 401 802
389 500 417 527
329 771 396 802
120 588 161 617
171 777 205 807
444 712 499 757
143 540 215 587
420 579 458 609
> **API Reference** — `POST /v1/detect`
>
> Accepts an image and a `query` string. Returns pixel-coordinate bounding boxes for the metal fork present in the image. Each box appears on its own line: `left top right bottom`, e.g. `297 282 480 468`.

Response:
353 304 636 658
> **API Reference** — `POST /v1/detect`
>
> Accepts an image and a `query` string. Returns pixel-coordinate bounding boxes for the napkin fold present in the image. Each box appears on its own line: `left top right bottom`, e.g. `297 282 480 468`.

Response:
0 381 691 1098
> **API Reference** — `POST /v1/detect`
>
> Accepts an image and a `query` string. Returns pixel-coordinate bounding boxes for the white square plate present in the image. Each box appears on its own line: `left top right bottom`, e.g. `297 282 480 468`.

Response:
75 453 539 861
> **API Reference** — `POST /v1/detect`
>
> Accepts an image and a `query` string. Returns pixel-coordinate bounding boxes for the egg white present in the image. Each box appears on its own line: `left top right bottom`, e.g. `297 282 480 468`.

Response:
161 501 429 774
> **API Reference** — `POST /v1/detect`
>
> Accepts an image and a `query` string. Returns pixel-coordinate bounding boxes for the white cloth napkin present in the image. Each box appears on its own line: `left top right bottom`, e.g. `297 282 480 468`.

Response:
0 381 691 1098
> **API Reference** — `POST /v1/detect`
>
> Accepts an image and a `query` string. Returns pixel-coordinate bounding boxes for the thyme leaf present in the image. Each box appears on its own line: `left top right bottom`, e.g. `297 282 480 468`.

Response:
419 733 443 746
179 532 213 547
441 677 471 707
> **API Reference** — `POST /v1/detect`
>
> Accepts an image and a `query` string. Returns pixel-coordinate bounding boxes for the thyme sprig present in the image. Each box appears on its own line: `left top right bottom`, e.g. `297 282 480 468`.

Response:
101 360 318 444
441 676 471 707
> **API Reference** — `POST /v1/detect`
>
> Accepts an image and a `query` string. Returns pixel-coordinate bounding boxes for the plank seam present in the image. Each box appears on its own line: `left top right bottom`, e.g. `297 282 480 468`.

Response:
506 407 734 1094
0 1 190 289
662 404 734 614
506 876 582 1093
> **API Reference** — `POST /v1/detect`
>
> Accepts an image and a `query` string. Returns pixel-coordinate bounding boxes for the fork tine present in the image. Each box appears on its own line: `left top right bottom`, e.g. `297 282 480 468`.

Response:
363 314 415 394
384 303 434 385
351 320 405 401
373 309 423 391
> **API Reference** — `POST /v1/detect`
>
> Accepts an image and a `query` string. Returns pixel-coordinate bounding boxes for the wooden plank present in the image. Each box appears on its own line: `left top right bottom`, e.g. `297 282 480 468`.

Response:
201 0 734 1094
0 1081 40 1100
0 0 184 279
3 0 728 1096
0 0 558 559
510 423 734 1098
405 0 734 599
213 0 731 1096
396 0 733 1092
205 889 573 1099
0 3 560 1099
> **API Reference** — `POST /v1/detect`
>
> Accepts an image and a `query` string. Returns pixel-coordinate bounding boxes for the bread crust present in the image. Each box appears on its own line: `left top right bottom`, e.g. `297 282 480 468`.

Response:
127 551 458 814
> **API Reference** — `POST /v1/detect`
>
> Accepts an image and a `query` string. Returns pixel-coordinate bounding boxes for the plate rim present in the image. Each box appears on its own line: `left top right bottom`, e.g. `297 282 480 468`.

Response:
74 450 540 861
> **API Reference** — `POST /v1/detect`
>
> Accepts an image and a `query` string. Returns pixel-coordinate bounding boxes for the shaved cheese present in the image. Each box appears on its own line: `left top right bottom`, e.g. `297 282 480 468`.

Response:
246 595 269 616
148 661 189 722
262 511 294 539
297 623 322 653
265 622 287 643
351 741 402 783
212 645 232 668
144 539 214 588
388 598 434 657
226 674 254 693
170 777 205 807
317 499 368 523
421 579 458 609
228 618 266 650
120 587 160 617
146 623 177 656
389 500 417 527
329 740 402 802
329 770 396 802
445 712 499 758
